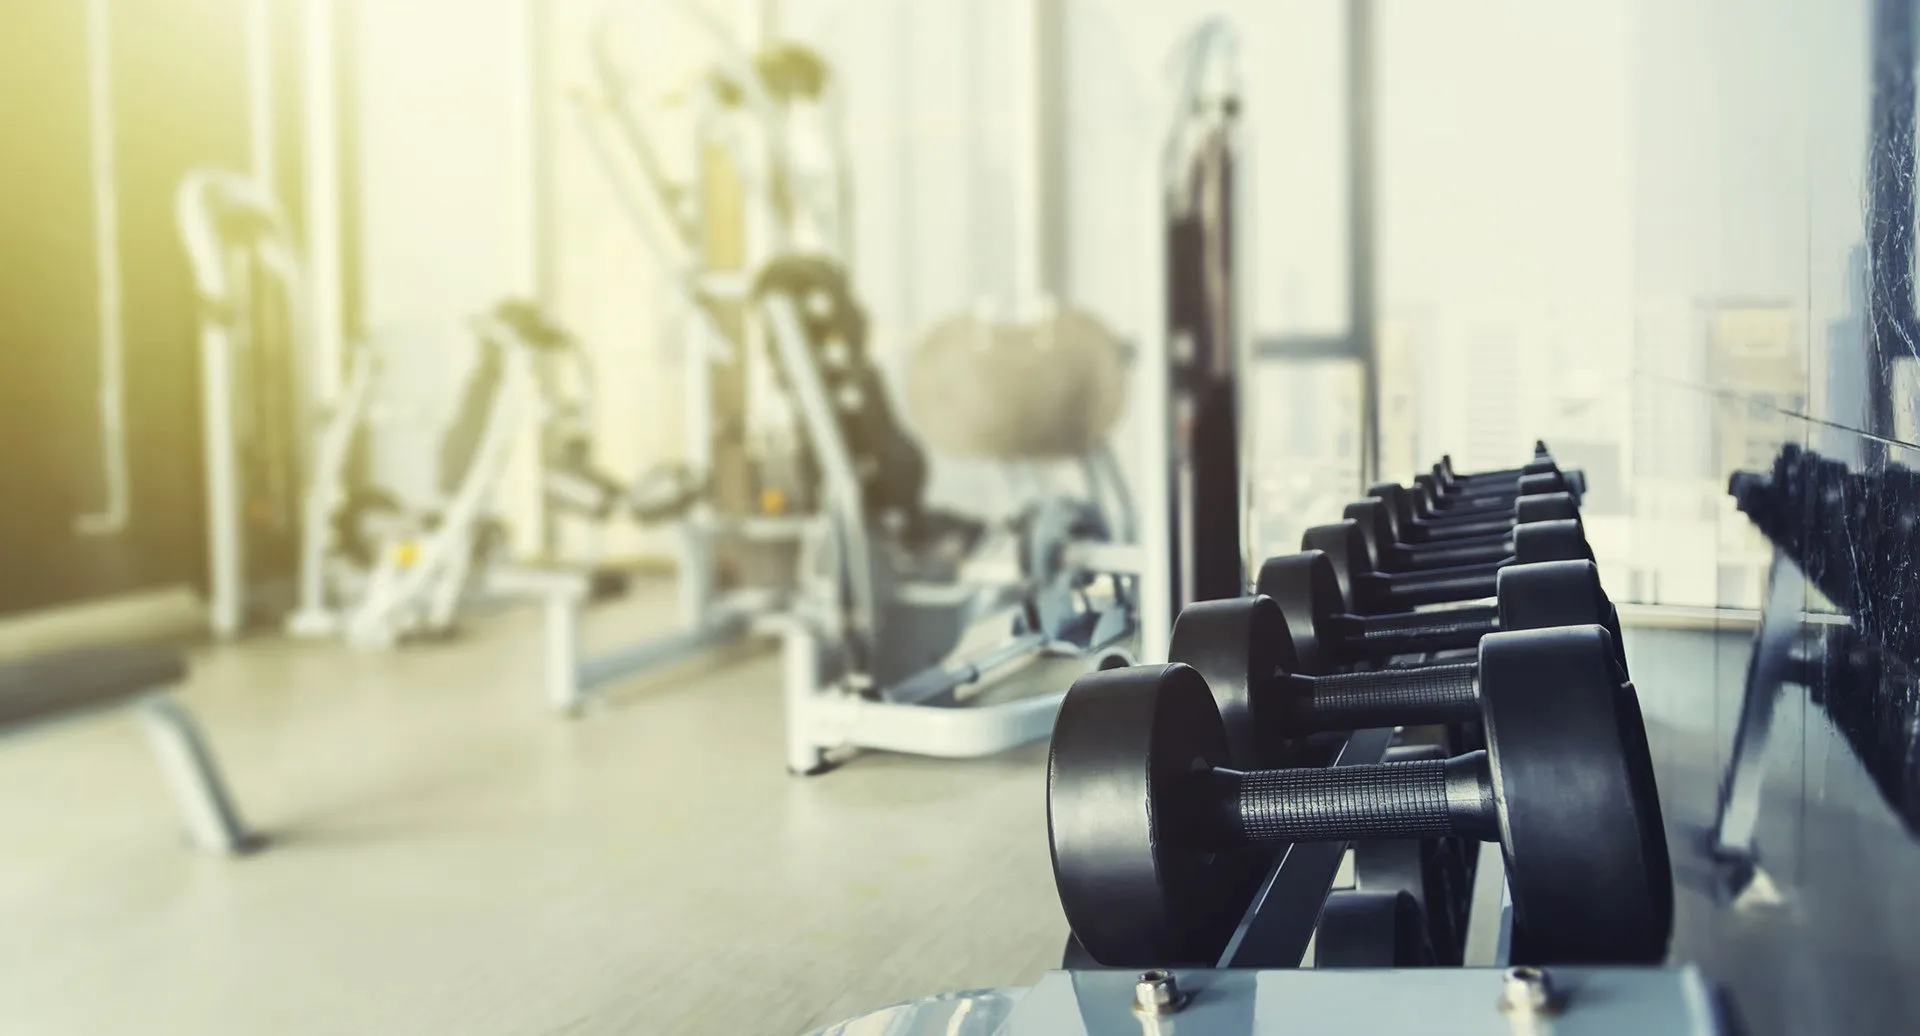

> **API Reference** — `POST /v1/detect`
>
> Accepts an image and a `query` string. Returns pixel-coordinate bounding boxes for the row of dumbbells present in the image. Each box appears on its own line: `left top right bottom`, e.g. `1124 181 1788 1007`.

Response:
1047 444 1674 971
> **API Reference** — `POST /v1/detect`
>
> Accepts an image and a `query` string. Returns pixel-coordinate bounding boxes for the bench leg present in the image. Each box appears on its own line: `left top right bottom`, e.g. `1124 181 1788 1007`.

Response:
138 695 262 855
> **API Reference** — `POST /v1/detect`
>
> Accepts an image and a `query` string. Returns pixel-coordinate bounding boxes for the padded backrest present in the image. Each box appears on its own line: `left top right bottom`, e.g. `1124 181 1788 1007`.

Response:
754 257 929 525
903 305 1130 461
437 337 508 496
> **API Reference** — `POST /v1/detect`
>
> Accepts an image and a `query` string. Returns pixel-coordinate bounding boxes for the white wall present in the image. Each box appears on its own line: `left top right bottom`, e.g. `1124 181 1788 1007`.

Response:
358 0 1882 600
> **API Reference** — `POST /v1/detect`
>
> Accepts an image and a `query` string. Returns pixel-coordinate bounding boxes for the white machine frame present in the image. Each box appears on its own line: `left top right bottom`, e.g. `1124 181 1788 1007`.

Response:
177 170 550 649
538 1 1151 773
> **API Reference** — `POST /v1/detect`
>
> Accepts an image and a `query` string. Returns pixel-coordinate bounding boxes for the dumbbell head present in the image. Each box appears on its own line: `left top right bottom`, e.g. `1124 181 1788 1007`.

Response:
1048 626 1671 966
1047 662 1272 964
1166 594 1297 768
1301 518 1374 604
1339 500 1397 570
1254 550 1346 671
1476 627 1668 963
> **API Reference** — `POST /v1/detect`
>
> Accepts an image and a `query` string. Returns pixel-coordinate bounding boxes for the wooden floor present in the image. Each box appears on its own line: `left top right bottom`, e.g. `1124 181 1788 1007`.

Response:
0 585 1068 1036
14 590 1910 1035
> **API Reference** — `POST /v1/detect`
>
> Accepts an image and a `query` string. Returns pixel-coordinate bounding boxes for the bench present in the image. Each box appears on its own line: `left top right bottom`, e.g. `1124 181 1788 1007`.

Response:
1 646 260 854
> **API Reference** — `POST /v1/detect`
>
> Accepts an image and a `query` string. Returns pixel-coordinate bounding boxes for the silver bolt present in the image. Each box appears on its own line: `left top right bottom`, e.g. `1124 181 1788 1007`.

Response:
1133 969 1188 1015
1498 966 1565 1018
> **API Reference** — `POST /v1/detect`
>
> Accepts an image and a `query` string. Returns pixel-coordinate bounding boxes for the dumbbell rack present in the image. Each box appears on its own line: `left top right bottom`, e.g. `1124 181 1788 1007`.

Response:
1025 445 1711 1033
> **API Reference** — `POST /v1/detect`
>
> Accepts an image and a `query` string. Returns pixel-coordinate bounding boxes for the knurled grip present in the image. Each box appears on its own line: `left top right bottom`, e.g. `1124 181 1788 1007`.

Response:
1427 491 1517 512
1349 608 1492 637
1220 760 1458 842
1334 611 1493 659
1286 662 1479 730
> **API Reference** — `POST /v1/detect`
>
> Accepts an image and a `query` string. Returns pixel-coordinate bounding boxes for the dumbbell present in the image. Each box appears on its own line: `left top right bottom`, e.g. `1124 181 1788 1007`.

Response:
1253 550 1624 672
1434 441 1551 487
1171 559 1619 767
1418 444 1567 501
1047 625 1672 967
1418 462 1586 513
1434 447 1589 500
1290 514 1592 615
1380 472 1581 540
1325 493 1580 580
1168 589 1644 965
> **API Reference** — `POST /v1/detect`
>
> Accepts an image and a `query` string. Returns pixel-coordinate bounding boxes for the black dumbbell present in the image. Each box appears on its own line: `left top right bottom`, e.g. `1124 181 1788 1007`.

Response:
1435 448 1589 499
1420 443 1560 497
1253 549 1624 672
1171 559 1618 767
1322 493 1580 580
1434 441 1551 486
1385 472 1572 529
1288 515 1591 615
1390 468 1582 529
1047 625 1672 967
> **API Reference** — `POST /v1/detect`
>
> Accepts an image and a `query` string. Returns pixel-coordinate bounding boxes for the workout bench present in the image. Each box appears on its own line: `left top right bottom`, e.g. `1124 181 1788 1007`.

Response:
1 646 259 855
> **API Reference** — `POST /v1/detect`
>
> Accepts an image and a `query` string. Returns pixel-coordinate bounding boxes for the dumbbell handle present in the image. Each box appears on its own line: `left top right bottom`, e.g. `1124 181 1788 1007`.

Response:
1447 465 1533 484
1331 606 1497 656
1283 662 1480 730
1357 566 1501 610
1403 512 1516 541
1393 536 1513 570
1197 753 1498 847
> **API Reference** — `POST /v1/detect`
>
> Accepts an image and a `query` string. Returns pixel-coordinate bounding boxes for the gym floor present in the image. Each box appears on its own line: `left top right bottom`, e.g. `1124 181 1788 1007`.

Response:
5 589 1911 1035
0 582 1066 1036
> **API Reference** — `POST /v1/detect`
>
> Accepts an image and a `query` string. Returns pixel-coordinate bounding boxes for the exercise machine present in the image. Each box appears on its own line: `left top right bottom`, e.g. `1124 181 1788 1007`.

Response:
1136 17 1251 665
177 169 556 648
527 0 852 714
545 2 1154 775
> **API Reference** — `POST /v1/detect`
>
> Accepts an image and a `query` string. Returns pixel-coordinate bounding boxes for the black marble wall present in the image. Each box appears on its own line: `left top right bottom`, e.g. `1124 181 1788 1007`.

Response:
1620 1 1920 1025
1626 410 1920 1034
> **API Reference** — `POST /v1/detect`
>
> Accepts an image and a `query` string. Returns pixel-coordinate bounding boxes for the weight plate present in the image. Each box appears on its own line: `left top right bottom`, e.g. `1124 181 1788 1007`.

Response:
1313 890 1437 968
1300 521 1372 609
1254 552 1343 673
1613 675 1674 946
1340 499 1395 569
1048 664 1265 966
1477 626 1671 963
1516 471 1567 497
1511 519 1592 565
1492 560 1627 672
1514 491 1579 525
1167 596 1295 768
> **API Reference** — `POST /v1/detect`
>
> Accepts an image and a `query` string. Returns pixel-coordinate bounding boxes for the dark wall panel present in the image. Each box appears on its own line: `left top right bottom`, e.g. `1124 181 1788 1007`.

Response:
0 0 251 616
